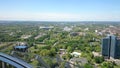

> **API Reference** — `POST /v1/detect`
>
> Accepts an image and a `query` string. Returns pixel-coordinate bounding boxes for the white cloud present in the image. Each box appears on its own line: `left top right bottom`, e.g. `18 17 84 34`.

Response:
0 12 120 21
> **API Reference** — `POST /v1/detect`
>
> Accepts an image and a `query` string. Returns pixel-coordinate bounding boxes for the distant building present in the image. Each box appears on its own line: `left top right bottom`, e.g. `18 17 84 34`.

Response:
84 28 89 31
71 52 81 57
14 42 28 52
63 26 72 32
70 32 79 36
59 49 66 55
39 26 54 30
21 35 32 39
101 35 120 59
95 30 98 33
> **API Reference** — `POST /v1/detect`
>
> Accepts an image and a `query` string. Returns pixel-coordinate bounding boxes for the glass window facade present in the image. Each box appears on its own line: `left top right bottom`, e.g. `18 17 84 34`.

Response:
102 35 120 59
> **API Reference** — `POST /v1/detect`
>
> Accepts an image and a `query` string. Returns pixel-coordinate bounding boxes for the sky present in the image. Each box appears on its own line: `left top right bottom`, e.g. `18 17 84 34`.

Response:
0 0 120 21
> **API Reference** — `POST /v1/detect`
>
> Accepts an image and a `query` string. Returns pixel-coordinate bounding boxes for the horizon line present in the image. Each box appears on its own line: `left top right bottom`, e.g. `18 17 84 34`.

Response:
0 20 120 22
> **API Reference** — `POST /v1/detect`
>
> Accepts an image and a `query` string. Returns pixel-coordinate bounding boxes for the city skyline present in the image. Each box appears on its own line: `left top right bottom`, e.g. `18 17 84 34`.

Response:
0 0 120 21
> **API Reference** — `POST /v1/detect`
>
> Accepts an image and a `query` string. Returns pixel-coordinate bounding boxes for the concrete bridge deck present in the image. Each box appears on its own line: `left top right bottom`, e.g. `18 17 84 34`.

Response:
0 52 33 68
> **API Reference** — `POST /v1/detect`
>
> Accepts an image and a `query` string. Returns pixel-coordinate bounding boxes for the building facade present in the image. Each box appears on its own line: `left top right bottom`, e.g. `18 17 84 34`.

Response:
102 35 120 59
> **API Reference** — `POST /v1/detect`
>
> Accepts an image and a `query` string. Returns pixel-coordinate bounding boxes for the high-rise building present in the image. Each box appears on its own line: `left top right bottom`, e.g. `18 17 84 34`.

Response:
101 35 120 59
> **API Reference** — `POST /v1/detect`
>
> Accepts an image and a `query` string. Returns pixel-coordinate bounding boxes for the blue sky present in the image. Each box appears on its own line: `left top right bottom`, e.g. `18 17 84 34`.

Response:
0 0 120 21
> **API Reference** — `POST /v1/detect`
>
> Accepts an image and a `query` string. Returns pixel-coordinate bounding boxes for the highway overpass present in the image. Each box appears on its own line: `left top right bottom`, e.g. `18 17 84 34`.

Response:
0 52 33 68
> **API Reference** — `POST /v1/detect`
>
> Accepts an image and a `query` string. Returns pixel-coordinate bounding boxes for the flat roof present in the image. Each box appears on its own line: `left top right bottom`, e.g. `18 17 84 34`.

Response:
14 45 27 49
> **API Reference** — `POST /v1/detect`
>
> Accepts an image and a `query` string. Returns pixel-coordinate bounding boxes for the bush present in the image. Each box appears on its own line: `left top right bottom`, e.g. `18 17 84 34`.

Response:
94 56 104 63
101 61 114 68
84 63 93 68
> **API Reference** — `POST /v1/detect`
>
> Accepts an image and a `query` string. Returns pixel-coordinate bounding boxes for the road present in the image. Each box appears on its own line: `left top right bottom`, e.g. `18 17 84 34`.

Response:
52 41 59 47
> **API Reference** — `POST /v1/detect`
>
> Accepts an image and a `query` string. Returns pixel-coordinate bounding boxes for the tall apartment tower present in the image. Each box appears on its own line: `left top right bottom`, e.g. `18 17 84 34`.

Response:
102 35 120 59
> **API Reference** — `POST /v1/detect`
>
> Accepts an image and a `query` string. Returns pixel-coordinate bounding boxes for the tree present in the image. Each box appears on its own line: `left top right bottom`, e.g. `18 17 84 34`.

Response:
43 57 56 68
94 56 104 63
59 61 65 68
95 45 101 52
84 63 93 68
67 46 73 53
101 61 114 68
62 53 72 60
66 53 72 60
40 49 50 56
50 48 56 56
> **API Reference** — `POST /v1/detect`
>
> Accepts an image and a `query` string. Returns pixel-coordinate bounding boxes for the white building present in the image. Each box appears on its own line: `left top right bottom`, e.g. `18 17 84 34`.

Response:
63 26 72 32
71 52 81 57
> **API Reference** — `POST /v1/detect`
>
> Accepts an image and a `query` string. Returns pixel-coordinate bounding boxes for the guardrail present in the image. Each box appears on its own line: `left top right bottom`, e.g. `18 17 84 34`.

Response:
0 52 33 68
